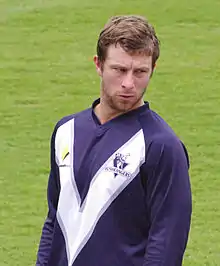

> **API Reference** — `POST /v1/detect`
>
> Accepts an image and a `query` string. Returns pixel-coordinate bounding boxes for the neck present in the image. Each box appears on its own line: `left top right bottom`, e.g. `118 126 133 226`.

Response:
94 100 122 125
94 98 144 125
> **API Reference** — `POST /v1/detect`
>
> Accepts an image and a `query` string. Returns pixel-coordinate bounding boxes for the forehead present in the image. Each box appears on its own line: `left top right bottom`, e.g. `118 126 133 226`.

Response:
105 44 152 67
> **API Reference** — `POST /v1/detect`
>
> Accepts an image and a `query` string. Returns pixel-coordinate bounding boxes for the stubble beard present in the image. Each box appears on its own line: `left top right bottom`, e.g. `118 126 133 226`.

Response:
102 85 146 114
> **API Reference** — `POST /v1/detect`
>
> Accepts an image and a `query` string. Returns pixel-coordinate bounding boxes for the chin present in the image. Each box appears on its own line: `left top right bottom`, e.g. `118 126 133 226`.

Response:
109 95 141 113
115 102 136 113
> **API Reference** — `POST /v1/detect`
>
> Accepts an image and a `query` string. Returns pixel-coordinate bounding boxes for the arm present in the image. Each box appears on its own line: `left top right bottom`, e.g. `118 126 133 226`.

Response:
143 136 192 266
36 128 60 266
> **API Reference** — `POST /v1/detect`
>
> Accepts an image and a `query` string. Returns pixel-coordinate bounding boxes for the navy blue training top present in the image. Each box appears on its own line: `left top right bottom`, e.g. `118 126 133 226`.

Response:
36 99 192 266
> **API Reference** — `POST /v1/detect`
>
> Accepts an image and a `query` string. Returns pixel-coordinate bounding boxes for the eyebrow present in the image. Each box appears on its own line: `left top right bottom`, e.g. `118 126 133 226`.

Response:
109 63 149 71
109 63 127 68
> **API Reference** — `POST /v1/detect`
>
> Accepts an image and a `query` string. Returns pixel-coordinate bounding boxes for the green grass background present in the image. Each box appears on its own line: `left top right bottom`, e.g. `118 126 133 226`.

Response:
0 0 219 265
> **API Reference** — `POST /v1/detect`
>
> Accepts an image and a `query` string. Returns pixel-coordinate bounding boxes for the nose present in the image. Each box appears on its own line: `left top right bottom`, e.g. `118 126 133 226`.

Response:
121 72 134 90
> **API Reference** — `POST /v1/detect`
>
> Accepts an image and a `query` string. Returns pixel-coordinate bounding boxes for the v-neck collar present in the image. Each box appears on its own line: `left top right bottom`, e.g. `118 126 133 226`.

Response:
91 98 150 128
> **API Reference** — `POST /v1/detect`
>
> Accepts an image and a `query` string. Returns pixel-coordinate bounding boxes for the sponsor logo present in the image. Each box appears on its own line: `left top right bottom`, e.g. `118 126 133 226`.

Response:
62 146 69 161
105 153 131 178
59 146 70 167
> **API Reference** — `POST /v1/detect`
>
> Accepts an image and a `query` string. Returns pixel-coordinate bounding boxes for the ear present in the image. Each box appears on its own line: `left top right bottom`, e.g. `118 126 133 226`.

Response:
94 55 103 77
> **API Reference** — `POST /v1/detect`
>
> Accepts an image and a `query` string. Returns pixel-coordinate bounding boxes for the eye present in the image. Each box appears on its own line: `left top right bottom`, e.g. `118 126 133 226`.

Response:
134 69 149 77
119 68 127 73
113 67 127 74
135 69 147 74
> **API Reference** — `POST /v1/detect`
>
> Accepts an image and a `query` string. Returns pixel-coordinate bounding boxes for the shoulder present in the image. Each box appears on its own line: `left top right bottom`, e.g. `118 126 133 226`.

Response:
49 108 92 148
143 133 190 179
147 132 185 159
139 107 183 147
50 108 92 163
139 109 189 167
53 108 92 134
139 108 177 139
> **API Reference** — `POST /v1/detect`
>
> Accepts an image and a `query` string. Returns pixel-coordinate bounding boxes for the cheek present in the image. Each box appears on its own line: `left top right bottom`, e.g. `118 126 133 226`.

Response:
103 72 122 88
135 76 150 90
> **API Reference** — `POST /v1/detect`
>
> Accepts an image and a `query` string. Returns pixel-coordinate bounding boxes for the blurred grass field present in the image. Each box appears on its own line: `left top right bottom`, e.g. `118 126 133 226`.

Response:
0 0 220 265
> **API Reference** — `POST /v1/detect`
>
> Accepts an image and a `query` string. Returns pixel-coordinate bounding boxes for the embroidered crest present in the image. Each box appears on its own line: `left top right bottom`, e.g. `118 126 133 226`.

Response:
105 153 131 178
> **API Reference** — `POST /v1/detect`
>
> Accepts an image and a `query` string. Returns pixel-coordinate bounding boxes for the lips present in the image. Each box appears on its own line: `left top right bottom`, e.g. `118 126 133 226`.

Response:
118 94 135 98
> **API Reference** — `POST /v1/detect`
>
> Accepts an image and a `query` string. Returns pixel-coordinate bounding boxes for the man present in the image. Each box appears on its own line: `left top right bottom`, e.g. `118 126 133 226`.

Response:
36 15 192 266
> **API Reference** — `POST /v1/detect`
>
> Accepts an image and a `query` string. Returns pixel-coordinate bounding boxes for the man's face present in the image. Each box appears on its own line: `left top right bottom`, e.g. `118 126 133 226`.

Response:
94 44 154 114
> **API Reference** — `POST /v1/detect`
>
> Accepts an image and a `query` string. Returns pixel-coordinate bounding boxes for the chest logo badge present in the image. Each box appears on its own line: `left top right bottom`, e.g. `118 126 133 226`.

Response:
105 153 131 178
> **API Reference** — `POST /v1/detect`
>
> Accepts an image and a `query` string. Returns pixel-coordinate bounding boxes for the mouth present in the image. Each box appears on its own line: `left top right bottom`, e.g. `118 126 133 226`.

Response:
118 94 135 99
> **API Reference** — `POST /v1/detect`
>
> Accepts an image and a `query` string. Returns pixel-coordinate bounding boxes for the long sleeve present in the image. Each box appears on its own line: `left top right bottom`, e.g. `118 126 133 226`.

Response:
143 135 192 266
36 128 60 266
